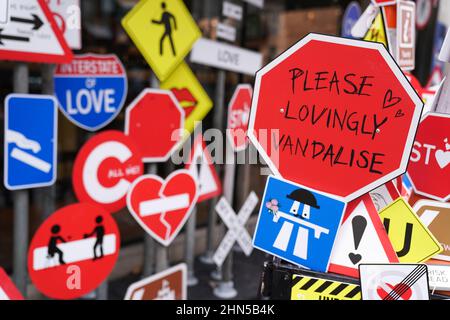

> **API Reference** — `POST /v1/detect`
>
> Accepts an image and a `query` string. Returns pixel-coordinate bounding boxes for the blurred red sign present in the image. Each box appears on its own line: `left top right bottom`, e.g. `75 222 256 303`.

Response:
125 89 184 163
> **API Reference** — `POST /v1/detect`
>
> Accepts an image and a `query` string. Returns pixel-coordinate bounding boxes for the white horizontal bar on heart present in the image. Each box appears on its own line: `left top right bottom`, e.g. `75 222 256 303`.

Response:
139 194 190 217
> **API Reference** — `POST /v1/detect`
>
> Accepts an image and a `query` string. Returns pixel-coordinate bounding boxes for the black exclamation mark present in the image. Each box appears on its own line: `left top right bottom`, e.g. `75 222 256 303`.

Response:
196 156 202 189
348 215 367 265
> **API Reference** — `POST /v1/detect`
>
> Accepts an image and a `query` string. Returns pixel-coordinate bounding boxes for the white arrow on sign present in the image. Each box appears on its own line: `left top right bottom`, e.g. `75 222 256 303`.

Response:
213 192 259 267
32 234 116 270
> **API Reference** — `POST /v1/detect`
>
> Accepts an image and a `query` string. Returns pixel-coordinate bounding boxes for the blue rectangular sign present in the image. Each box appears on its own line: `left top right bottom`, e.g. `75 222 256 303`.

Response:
4 94 58 190
253 175 346 272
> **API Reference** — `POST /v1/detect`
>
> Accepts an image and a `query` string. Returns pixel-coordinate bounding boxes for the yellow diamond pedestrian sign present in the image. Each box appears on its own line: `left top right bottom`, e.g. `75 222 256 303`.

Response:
379 198 442 263
122 0 201 81
161 62 213 138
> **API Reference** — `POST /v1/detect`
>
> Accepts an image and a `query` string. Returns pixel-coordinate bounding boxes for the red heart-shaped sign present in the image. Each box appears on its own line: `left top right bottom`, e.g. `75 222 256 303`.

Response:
127 170 198 246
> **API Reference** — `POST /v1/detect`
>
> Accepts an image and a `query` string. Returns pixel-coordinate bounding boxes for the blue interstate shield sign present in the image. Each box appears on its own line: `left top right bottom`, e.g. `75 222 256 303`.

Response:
4 94 58 190
54 54 127 131
253 176 346 272
341 1 362 38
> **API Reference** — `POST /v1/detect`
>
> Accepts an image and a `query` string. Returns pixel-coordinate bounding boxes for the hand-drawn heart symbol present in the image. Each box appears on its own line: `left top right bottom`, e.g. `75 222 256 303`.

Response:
383 90 402 109
377 282 412 300
126 170 198 246
348 252 362 265
435 149 450 169
395 110 405 118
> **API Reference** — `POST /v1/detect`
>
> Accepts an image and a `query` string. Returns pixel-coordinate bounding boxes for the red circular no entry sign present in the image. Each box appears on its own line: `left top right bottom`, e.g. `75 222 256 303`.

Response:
248 34 423 201
28 203 120 299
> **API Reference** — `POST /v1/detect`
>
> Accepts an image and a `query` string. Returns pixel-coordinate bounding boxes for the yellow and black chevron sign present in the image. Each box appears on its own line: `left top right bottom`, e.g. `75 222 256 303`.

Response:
291 275 361 300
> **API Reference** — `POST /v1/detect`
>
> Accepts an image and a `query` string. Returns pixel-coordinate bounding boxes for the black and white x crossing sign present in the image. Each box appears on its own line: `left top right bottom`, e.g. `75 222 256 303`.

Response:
213 192 259 267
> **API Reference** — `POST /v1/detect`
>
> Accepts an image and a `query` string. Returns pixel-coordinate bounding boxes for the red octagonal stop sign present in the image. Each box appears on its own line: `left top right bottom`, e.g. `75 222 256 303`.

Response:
407 113 450 202
248 34 423 201
125 89 185 163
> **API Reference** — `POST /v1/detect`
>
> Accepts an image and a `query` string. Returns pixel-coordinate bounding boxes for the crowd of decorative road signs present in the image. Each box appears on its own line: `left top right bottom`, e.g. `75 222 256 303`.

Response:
0 0 449 302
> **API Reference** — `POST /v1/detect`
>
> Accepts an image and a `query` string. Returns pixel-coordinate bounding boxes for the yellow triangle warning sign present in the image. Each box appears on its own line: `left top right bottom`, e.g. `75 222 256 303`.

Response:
364 12 388 49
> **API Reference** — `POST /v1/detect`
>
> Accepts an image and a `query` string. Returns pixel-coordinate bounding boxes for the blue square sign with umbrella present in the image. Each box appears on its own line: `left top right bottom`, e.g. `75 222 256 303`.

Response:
253 175 346 272
4 94 58 190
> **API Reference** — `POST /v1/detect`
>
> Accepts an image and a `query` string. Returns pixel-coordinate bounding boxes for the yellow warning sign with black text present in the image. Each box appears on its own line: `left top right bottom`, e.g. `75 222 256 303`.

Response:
364 12 388 49
160 62 213 137
291 275 361 300
122 0 201 81
379 198 443 263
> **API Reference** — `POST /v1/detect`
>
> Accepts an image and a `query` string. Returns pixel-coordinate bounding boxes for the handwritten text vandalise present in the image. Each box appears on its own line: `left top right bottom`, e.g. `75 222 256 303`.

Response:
273 67 396 175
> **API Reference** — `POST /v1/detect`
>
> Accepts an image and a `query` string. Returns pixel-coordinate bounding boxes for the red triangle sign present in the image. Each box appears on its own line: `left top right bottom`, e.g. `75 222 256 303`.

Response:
0 0 73 63
185 134 222 203
328 194 399 278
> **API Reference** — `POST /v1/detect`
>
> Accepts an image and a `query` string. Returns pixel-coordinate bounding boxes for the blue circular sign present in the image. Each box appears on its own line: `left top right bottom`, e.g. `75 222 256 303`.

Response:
342 2 362 39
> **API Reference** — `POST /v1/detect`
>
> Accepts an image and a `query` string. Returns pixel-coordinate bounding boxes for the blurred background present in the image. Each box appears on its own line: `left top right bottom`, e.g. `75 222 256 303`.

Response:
0 0 448 300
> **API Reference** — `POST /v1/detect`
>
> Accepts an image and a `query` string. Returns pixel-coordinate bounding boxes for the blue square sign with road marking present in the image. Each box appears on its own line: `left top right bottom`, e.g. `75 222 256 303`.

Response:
4 94 58 190
253 175 346 272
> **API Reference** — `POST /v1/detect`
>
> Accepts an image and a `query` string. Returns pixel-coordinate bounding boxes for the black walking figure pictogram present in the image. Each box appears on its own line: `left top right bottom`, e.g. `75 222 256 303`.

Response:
151 2 177 56
84 215 105 261
47 224 66 265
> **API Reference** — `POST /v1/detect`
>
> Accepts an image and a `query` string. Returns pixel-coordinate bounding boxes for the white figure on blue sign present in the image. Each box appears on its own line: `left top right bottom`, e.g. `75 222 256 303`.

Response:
253 176 346 272
4 94 58 190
